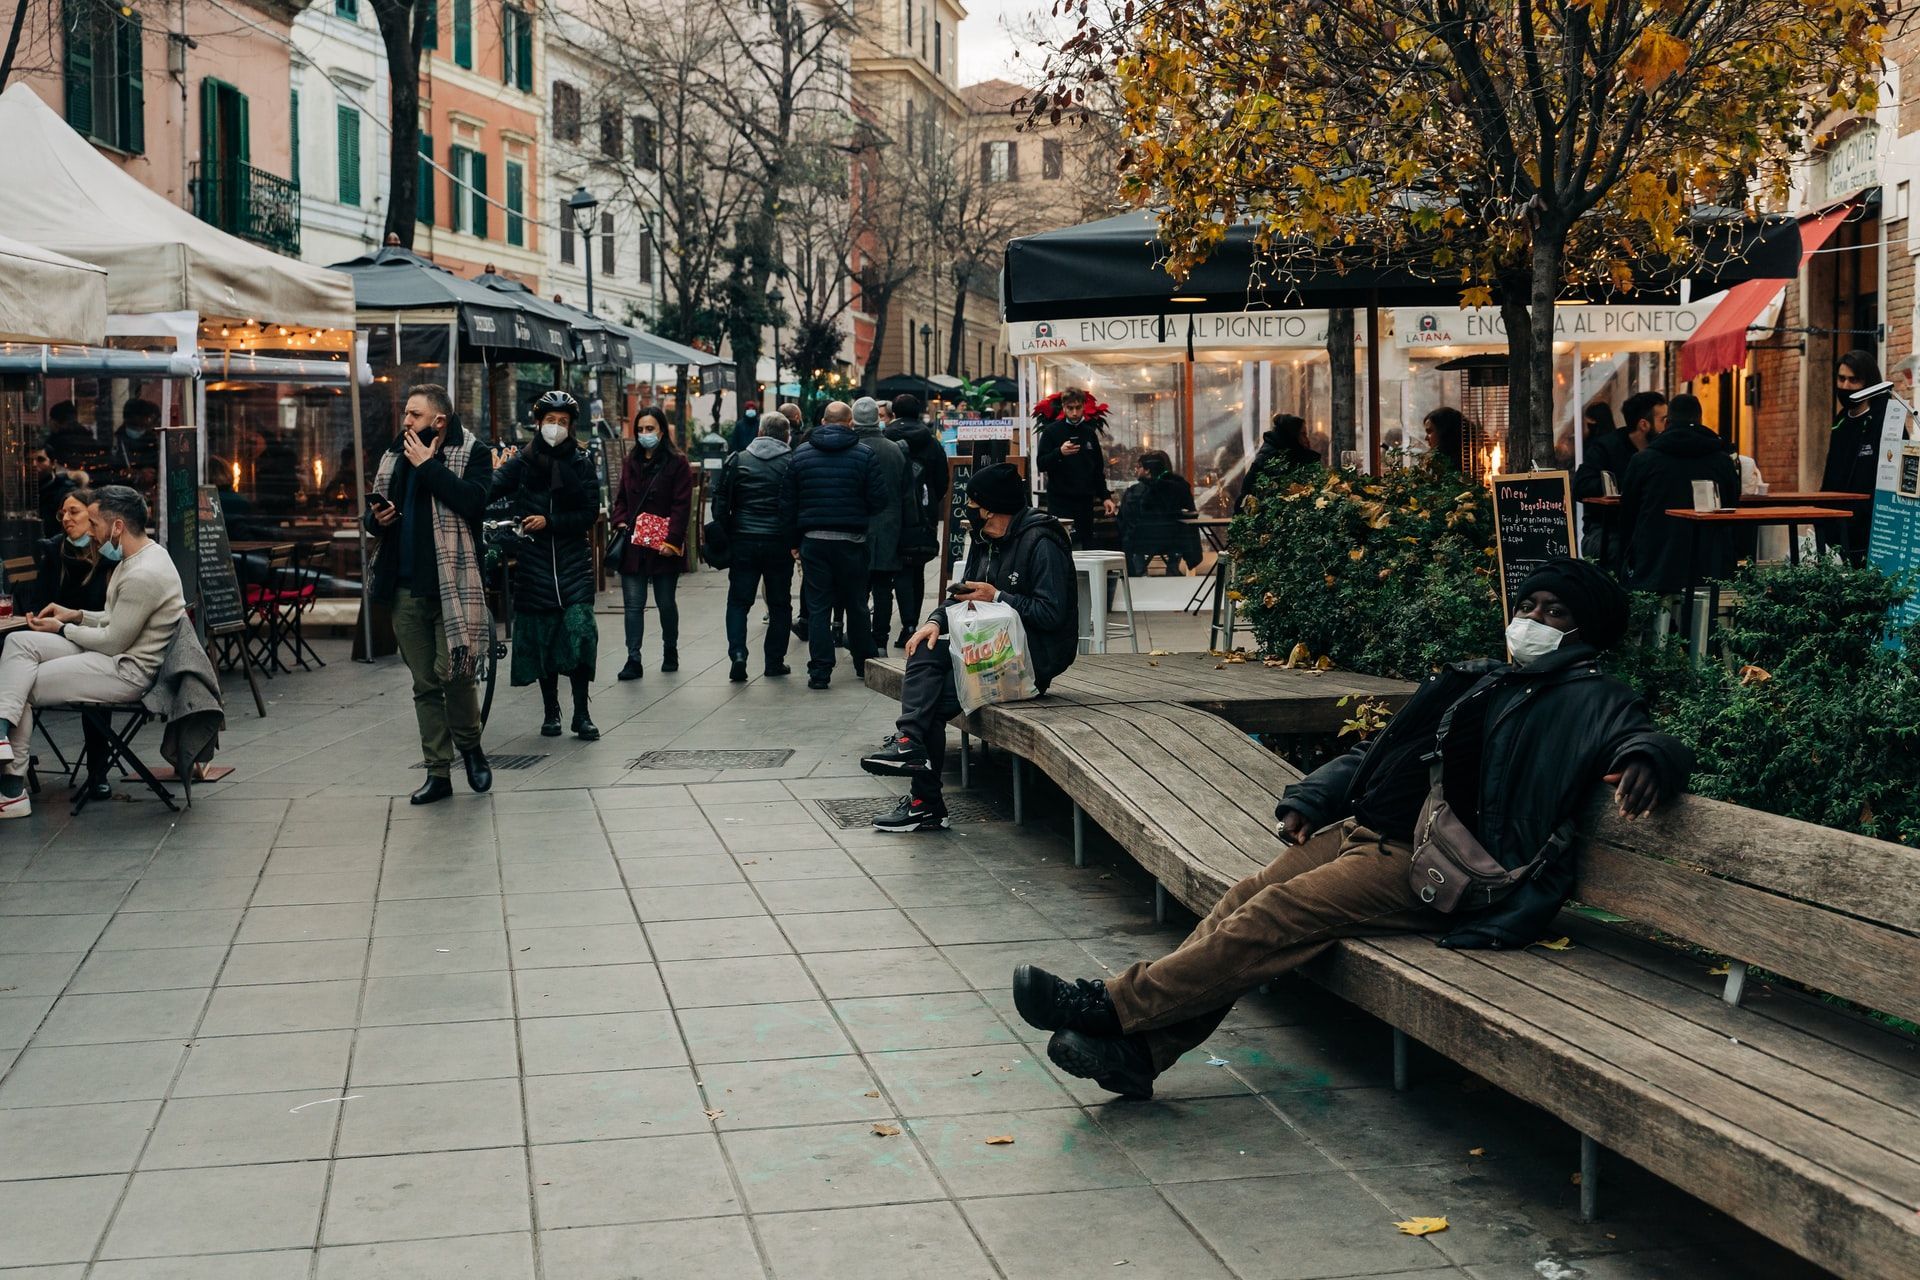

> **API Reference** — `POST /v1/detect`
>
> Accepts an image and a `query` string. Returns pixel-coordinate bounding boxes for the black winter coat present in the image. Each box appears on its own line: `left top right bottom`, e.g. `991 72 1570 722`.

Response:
1572 427 1638 501
1278 644 1692 949
1617 423 1741 594
1037 416 1110 500
29 535 113 613
1120 472 1202 563
780 424 886 542
489 439 599 612
1239 430 1321 508
888 418 951 560
938 508 1078 692
1821 400 1884 496
365 422 493 603
712 437 792 539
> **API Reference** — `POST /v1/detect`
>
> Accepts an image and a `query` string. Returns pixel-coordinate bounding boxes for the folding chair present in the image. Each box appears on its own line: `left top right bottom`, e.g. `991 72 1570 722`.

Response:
52 702 179 816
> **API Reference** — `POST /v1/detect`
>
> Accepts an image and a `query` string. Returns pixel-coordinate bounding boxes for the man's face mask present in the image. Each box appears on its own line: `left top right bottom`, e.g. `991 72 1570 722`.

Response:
1506 616 1573 665
964 504 989 532
539 421 571 447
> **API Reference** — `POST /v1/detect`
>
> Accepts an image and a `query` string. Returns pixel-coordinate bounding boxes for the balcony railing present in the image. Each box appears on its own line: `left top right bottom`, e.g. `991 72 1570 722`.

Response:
190 160 302 257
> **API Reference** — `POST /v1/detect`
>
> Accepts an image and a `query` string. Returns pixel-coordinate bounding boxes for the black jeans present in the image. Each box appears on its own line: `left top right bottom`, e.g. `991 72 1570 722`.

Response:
868 570 898 646
896 638 964 803
800 538 875 679
1048 493 1098 549
727 536 794 667
894 559 929 638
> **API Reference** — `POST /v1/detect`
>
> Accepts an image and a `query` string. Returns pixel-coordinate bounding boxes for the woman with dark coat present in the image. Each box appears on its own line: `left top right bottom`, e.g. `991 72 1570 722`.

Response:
1239 413 1322 508
27 489 118 799
1822 349 1887 561
609 406 694 680
491 391 602 740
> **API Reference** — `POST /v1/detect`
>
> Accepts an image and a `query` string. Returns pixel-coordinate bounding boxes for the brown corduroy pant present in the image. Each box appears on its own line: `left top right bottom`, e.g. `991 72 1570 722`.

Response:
1105 821 1444 1072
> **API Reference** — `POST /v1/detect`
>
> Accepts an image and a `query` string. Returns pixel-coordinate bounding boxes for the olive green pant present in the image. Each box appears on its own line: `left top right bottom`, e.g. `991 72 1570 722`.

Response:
1105 821 1443 1072
392 591 482 777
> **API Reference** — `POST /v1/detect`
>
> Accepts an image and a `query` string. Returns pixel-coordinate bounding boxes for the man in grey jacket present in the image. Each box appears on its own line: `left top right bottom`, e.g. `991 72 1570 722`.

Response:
851 396 913 653
712 412 796 682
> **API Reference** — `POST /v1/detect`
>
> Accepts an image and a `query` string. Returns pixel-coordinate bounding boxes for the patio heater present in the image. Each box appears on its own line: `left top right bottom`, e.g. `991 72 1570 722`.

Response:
1437 354 1510 484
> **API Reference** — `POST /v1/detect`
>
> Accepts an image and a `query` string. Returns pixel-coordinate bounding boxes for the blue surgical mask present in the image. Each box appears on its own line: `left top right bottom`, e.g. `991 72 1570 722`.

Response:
637 432 661 450
99 538 124 563
65 533 92 549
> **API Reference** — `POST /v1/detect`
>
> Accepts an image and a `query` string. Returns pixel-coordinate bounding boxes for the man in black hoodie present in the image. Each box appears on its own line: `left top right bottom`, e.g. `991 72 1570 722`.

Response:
885 394 952 646
1007 558 1690 1099
861 463 1077 832
1036 388 1114 548
1617 393 1740 596
1821 350 1887 562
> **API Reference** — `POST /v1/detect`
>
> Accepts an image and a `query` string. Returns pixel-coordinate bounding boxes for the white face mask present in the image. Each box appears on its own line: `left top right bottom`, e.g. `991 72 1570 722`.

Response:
1506 617 1571 666
540 423 571 447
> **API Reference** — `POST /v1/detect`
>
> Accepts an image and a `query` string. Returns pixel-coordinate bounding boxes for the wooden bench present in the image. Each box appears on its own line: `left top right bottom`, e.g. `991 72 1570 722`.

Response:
865 654 1920 1280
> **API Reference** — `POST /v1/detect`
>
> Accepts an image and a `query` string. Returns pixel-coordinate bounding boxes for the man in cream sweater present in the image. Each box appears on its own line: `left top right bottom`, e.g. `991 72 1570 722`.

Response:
0 485 184 819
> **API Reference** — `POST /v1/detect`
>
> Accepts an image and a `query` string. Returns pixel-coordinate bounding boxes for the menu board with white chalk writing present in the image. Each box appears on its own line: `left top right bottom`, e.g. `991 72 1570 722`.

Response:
1490 471 1576 619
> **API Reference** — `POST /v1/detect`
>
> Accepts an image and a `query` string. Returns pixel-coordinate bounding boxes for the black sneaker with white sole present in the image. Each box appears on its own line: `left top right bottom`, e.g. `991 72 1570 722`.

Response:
871 795 951 832
1046 1029 1156 1100
861 734 931 776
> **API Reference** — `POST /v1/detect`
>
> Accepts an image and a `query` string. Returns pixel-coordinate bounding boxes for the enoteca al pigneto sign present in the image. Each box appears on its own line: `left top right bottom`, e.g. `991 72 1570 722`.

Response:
1393 300 1720 349
1006 310 1345 355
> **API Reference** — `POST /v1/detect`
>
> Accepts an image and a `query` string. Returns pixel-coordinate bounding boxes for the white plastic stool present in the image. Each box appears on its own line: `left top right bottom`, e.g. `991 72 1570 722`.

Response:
1073 552 1138 654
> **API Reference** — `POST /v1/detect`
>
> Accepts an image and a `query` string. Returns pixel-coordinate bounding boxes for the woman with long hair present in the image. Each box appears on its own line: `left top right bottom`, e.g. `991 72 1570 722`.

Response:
27 489 117 799
1823 349 1886 560
490 391 601 740
1423 407 1468 472
609 407 694 679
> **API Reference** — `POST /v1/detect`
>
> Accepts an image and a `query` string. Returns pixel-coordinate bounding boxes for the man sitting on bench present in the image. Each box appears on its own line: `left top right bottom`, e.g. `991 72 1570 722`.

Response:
0 486 185 819
1010 557 1692 1099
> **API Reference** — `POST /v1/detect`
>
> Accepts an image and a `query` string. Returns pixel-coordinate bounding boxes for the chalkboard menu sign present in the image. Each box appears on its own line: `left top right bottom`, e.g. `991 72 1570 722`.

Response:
194 486 246 635
1489 470 1576 618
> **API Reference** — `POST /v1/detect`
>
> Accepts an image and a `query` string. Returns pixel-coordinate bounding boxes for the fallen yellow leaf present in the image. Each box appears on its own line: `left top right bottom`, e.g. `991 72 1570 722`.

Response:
863 1090 880 1098
1395 1216 1449 1236
1314 655 1333 670
1738 664 1772 686
984 1135 1015 1145
1531 936 1574 951
871 1123 901 1137
1468 1147 1485 1157
704 1109 725 1120
1708 963 1731 976
1148 649 1173 656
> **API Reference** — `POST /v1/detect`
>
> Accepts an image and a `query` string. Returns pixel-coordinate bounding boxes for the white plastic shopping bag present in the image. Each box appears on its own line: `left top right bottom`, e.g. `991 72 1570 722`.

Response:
948 600 1039 713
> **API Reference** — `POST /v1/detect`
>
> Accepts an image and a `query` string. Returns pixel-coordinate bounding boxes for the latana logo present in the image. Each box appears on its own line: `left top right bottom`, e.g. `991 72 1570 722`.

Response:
1419 314 1438 333
1035 322 1054 338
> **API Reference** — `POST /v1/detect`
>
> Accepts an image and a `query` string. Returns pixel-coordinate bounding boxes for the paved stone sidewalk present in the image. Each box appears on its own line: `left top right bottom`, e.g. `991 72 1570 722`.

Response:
0 577 1826 1277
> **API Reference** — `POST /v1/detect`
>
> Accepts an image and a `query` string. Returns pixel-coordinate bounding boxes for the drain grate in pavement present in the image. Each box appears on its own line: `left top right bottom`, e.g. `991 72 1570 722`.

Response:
412 753 548 770
815 793 1012 828
629 748 797 770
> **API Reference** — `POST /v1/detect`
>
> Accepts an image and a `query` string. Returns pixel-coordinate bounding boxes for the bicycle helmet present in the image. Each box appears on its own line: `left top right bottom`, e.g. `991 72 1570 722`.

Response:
533 389 580 422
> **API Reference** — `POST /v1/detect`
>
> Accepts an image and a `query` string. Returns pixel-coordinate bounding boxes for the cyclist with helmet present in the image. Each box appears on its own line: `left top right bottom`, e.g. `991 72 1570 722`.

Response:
489 390 601 741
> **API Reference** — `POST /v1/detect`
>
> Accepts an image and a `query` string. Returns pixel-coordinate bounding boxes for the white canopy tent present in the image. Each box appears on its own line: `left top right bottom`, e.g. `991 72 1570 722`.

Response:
0 234 108 345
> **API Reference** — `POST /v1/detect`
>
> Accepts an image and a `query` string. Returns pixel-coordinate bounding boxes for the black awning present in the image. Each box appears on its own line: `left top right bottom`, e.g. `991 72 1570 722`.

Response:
331 246 568 361
876 373 946 397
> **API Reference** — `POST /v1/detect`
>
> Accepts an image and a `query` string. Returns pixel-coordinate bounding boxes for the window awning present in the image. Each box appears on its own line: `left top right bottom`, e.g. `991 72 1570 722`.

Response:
1678 204 1851 382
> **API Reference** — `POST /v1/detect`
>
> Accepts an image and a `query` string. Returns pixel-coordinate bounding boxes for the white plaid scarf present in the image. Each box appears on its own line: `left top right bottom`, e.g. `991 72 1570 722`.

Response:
374 431 491 682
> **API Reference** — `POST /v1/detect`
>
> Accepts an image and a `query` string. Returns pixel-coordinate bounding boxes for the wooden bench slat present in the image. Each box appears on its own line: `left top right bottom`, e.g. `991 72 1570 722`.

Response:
1088 701 1301 836
1576 843 1920 1027
1317 939 1920 1280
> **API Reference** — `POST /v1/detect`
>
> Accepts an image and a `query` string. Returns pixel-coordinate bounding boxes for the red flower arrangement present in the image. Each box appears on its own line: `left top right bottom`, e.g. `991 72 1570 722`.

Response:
1032 390 1111 423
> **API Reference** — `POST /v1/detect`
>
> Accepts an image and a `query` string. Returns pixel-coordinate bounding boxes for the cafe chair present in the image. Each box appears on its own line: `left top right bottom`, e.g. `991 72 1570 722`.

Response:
44 702 178 816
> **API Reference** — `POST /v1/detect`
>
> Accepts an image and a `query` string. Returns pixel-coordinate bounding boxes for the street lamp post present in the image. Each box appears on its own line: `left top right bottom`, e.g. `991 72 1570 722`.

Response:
769 286 785 410
566 186 599 316
920 323 932 383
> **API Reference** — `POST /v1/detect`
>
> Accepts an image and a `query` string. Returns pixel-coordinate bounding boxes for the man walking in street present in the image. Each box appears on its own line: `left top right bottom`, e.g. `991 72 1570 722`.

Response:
851 397 913 652
861 463 1077 831
367 384 495 805
1036 388 1115 548
713 408 795 682
780 400 886 690
886 393 950 649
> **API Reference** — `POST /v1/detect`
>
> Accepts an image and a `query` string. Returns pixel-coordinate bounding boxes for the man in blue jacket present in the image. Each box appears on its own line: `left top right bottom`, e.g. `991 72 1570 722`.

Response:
779 400 887 689
1007 558 1691 1099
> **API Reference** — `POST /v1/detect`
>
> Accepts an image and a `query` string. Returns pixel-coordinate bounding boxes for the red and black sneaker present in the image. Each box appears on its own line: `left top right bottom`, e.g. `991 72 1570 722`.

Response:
861 734 932 776
871 795 950 832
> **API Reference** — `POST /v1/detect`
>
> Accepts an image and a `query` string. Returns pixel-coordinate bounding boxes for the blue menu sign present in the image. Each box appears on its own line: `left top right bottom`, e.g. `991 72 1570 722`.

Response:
1867 397 1920 647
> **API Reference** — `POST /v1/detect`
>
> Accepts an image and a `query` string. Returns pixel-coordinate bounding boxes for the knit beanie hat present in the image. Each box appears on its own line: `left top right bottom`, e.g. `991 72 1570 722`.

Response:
1515 557 1631 650
966 463 1028 516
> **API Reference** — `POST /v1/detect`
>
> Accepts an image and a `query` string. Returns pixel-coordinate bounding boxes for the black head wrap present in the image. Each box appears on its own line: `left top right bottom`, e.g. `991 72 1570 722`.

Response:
1515 557 1630 650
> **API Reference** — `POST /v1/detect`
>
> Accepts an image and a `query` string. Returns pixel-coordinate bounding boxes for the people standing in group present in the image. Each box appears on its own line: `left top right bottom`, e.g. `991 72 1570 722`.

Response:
1240 412 1321 508
850 397 912 653
885 394 950 648
366 385 494 805
1035 388 1114 548
730 404 763 455
711 406 795 682
610 407 694 681
779 403 806 446
1822 349 1887 562
1618 392 1740 597
1575 391 1666 566
22 489 116 801
490 391 601 742
29 445 87 536
779 400 886 690
1423 407 1467 472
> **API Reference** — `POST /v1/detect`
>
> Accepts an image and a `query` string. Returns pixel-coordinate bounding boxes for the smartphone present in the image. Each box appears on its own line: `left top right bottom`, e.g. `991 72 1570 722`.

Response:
946 582 969 598
367 494 393 516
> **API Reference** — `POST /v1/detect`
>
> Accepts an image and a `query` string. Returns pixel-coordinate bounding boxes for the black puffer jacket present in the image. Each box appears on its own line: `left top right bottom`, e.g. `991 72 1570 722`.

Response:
1239 429 1322 508
713 436 791 539
936 507 1078 692
888 418 951 561
1278 644 1691 949
780 423 885 542
1618 423 1741 594
489 438 599 612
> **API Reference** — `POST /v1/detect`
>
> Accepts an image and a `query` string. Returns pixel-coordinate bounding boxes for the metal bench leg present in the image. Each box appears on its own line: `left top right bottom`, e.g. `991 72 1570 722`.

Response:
958 729 970 789
1579 1134 1601 1222
1392 1028 1409 1091
1072 803 1086 867
1012 756 1024 824
1153 881 1168 924
1721 961 1749 1007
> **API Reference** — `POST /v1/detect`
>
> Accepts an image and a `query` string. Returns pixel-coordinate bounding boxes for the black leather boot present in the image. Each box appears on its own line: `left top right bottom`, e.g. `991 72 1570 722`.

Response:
1013 965 1123 1036
570 676 599 741
461 748 493 793
1047 1030 1155 1100
661 647 680 673
410 775 454 806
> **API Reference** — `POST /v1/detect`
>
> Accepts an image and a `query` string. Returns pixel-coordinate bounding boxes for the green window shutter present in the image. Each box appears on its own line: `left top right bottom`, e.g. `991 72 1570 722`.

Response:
117 11 143 154
505 160 523 246
289 90 299 184
515 11 533 92
422 0 437 49
448 143 463 231
471 150 488 238
337 105 360 206
417 132 434 224
235 87 250 165
64 0 95 138
453 0 471 68
335 0 357 18
199 77 219 168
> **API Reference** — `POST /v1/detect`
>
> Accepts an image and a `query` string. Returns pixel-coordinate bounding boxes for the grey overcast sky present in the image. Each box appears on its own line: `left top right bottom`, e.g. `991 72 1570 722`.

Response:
959 0 1043 87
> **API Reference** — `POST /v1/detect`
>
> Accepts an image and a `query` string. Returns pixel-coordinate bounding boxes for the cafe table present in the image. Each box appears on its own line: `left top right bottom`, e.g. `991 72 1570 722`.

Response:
1670 506 1854 642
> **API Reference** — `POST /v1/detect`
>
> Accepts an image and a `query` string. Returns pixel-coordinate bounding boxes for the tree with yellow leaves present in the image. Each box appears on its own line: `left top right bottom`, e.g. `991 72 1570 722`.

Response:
1035 0 1887 466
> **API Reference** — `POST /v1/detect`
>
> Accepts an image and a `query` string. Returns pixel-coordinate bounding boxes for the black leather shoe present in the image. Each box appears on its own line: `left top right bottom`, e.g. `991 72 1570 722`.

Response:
409 775 454 806
1013 964 1123 1036
765 663 791 677
789 619 808 643
729 658 748 683
661 648 680 673
462 748 493 793
1047 1030 1155 1100
572 711 600 742
84 779 113 802
617 659 644 681
540 709 563 737
894 629 911 648
807 676 830 690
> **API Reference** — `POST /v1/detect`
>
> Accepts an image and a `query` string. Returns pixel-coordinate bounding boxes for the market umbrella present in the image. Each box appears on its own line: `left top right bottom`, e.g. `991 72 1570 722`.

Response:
0 233 108 345
876 373 945 398
331 244 569 360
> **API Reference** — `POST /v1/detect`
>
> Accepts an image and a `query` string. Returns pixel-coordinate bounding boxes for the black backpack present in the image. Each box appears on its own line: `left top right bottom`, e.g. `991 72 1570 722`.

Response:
701 454 735 569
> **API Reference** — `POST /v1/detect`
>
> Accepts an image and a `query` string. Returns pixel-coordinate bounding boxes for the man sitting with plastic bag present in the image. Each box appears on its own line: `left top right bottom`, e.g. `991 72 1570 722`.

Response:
861 463 1077 831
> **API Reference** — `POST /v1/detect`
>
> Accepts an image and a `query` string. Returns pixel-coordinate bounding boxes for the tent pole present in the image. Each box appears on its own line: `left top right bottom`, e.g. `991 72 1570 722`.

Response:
447 319 460 413
1366 293 1383 475
350 330 376 664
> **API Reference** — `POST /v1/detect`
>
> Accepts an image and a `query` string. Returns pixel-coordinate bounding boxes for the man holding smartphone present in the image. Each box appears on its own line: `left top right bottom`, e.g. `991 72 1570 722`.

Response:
860 463 1077 831
365 384 494 805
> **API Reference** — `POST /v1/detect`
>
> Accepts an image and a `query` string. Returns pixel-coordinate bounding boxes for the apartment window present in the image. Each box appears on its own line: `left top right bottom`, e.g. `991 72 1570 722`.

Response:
450 143 488 237
903 100 914 155
552 81 579 142
902 0 910 46
600 211 616 274
638 225 653 283
336 104 361 206
1042 138 1062 180
335 0 357 18
919 5 927 57
632 116 657 170
422 0 437 48
559 198 575 264
62 0 145 154
982 140 1014 183
502 5 532 93
505 159 525 246
453 0 472 68
417 132 435 224
934 21 941 74
599 103 619 158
